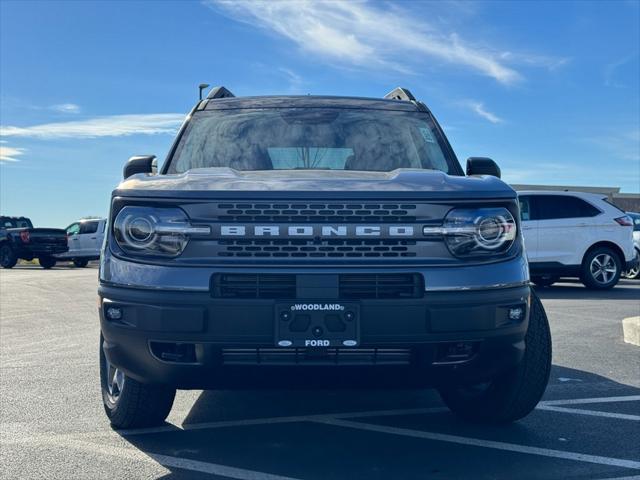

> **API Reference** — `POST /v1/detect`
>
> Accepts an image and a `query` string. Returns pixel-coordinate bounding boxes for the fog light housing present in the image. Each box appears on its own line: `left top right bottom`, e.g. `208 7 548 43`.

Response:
508 307 524 321
106 306 123 321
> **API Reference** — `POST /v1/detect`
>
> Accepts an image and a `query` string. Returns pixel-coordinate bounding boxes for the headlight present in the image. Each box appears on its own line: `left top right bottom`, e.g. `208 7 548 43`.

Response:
113 206 209 257
423 207 517 257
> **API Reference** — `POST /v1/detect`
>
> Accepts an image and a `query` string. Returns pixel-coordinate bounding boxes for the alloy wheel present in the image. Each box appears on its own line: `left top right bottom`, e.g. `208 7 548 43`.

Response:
589 253 617 285
103 353 125 404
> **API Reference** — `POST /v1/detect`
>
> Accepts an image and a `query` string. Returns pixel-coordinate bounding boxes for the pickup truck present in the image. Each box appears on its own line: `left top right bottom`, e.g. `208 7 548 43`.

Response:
0 216 68 269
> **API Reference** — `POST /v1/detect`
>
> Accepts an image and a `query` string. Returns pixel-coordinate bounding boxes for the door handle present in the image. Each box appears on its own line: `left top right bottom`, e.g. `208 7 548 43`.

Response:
90 237 97 240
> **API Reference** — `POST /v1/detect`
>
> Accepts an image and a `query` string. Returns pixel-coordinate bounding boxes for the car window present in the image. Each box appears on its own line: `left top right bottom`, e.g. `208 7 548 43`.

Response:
630 214 640 232
66 223 80 235
79 221 99 235
167 109 458 175
531 195 601 220
518 196 531 221
0 217 32 228
15 218 32 228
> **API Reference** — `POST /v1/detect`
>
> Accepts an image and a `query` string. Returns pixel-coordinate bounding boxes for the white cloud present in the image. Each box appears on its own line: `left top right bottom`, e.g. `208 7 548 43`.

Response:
278 67 305 92
464 101 503 124
208 0 526 85
50 103 81 114
0 145 26 163
0 113 185 139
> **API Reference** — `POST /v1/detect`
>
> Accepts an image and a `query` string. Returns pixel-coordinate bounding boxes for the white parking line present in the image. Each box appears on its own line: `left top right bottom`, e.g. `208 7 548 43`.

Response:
118 407 448 436
540 395 640 406
537 405 640 421
317 418 640 471
49 438 302 480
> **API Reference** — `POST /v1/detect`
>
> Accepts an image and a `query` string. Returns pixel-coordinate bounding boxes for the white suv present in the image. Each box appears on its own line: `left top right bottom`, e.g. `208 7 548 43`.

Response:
518 191 636 289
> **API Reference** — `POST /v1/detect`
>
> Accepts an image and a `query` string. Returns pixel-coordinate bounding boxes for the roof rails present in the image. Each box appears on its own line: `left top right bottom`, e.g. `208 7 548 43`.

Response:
206 86 235 100
384 87 416 102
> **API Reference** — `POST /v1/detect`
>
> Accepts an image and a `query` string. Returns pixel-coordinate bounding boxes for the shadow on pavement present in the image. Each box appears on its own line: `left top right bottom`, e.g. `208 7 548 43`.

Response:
118 366 640 479
534 281 639 301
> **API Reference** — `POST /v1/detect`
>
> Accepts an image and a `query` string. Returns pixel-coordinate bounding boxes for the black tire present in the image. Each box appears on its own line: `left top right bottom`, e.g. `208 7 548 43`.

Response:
623 251 640 280
100 335 176 429
438 290 552 424
531 276 558 288
73 259 89 268
38 256 56 269
0 244 17 269
581 246 622 290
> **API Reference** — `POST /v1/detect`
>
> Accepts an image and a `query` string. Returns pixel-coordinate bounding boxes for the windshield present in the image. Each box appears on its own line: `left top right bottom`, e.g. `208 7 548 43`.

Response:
167 109 460 174
0 217 33 228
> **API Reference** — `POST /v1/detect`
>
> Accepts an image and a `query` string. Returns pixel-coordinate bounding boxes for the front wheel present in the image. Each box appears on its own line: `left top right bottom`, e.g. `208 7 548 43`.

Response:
38 256 56 269
73 259 89 268
581 247 621 290
438 290 551 423
0 244 17 269
100 335 176 429
623 251 640 280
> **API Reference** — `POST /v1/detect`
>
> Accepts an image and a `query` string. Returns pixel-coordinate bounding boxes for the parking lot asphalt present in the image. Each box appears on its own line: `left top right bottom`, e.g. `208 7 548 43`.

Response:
1 265 639 480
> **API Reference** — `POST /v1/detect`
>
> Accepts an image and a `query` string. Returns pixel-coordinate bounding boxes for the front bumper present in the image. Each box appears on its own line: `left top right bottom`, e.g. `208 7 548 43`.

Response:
99 280 531 389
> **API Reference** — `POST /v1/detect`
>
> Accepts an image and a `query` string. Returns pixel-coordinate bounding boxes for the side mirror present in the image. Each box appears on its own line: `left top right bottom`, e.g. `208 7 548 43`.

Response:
123 155 157 180
466 157 501 178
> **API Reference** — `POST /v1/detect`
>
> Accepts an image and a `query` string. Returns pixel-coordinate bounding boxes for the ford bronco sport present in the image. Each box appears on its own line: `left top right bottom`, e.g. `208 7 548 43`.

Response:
99 87 551 428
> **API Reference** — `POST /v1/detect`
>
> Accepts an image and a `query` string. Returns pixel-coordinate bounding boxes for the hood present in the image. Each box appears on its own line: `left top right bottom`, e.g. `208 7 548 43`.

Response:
114 168 515 200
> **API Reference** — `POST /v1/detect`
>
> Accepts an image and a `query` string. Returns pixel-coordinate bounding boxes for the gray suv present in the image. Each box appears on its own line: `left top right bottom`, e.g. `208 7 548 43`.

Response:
98 87 551 428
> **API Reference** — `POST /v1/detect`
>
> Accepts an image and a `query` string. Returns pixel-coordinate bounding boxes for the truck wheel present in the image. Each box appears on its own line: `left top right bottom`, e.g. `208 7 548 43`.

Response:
531 276 558 288
0 244 17 269
73 259 89 268
581 247 621 290
38 256 56 269
622 251 640 280
100 336 176 429
438 290 551 424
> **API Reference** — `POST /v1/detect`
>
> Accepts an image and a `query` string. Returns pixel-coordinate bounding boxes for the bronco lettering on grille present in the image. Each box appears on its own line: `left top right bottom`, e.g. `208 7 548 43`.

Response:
219 225 415 237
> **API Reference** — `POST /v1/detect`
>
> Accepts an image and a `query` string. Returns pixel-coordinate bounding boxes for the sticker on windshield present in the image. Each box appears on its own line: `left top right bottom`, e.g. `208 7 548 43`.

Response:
419 127 436 143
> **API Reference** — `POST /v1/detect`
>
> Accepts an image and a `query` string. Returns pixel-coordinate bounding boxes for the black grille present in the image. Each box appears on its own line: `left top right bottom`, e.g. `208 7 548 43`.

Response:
212 273 424 300
217 239 417 258
216 202 417 223
339 273 424 299
212 274 296 299
222 348 411 365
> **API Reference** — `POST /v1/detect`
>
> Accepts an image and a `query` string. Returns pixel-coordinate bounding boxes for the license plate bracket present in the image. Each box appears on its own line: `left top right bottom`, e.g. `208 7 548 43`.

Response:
275 302 360 348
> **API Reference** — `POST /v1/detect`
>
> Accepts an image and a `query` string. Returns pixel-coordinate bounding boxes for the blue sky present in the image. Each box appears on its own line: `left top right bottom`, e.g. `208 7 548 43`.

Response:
1 0 639 227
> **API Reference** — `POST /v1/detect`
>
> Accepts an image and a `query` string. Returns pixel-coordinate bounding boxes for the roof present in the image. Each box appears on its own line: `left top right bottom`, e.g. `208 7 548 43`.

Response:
202 95 424 112
511 184 620 195
517 190 607 200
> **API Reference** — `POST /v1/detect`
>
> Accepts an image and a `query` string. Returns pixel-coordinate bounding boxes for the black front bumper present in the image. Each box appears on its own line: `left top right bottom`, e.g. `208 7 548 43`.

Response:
99 284 530 389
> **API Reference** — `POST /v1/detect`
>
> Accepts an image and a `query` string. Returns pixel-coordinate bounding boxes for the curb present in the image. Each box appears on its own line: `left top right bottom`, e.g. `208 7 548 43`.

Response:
622 316 640 346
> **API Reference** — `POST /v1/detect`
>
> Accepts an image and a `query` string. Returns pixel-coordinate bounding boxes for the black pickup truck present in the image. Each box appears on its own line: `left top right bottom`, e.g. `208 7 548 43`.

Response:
0 216 68 269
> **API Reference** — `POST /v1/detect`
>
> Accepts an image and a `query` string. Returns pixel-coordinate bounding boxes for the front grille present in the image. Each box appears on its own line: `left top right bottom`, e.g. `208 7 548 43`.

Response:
212 273 424 299
221 348 412 365
212 274 296 299
217 239 417 258
339 273 424 299
217 202 417 223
